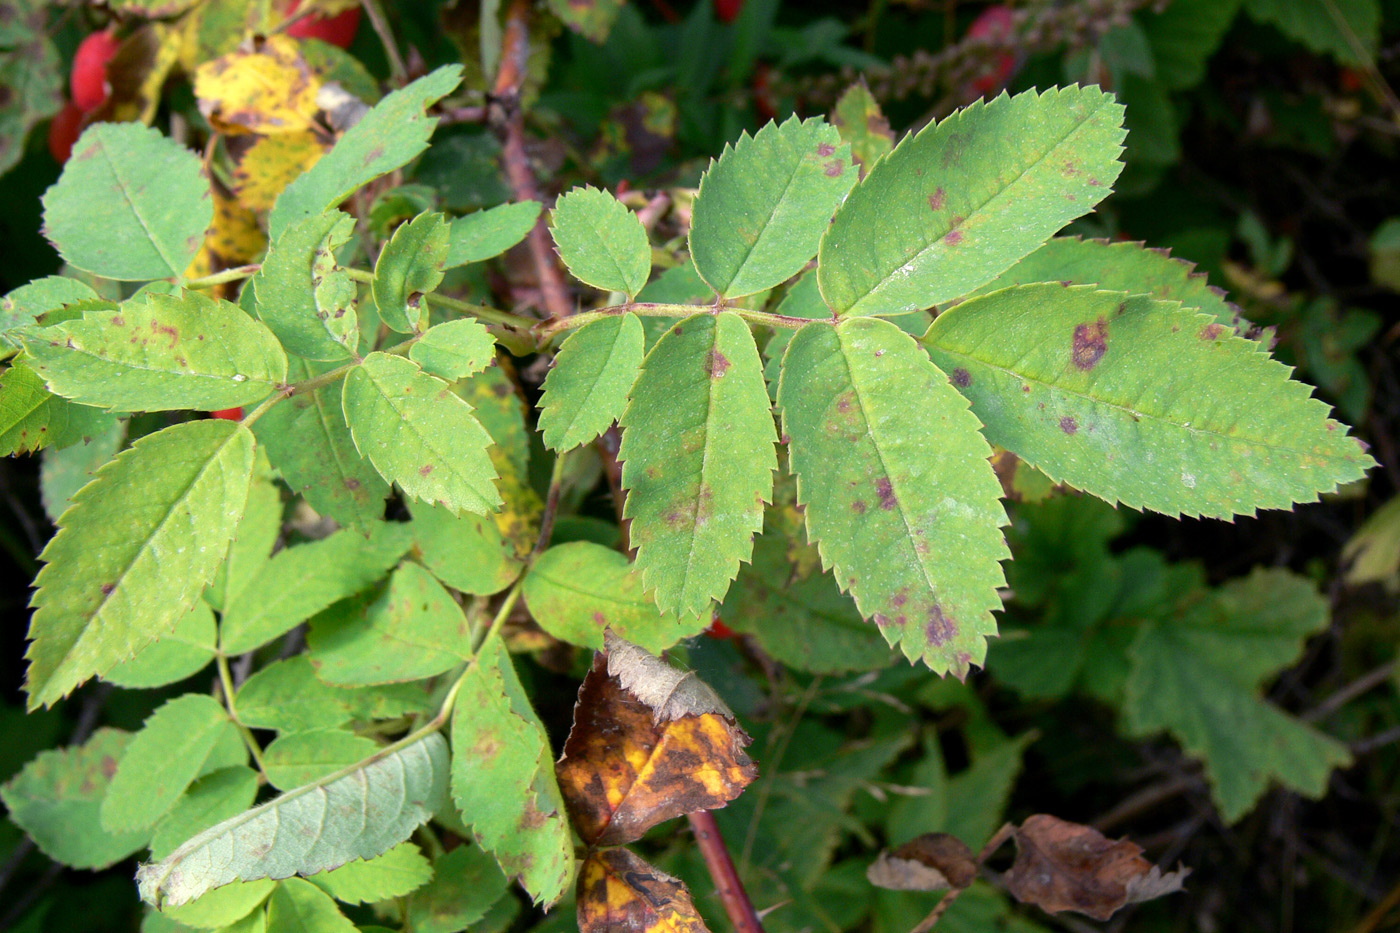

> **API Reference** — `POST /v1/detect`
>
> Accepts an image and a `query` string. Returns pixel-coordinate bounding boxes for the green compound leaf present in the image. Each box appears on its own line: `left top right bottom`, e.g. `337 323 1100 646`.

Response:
161 880 276 930
973 236 1251 336
252 357 389 533
308 842 433 905
549 187 651 297
818 86 1126 317
831 81 896 176
724 534 896 674
342 352 501 515
269 66 463 238
20 290 288 412
40 416 126 522
619 312 777 618
0 728 151 870
777 317 1009 677
24 419 255 709
0 361 113 457
41 122 213 281
409 318 496 382
450 637 574 906
372 212 451 334
690 116 855 300
523 541 708 653
265 878 357 933
101 695 240 833
922 284 1375 518
307 562 472 686
253 211 359 362
207 457 282 616
264 730 379 791
406 846 508 933
150 766 260 862
1 275 99 339
408 500 523 596
234 657 355 733
537 313 644 451
219 522 413 655
136 732 449 908
104 600 216 689
445 200 542 268
1123 569 1353 822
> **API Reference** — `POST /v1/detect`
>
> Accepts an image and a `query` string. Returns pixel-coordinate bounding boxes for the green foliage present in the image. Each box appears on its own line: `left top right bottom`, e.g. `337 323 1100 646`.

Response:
253 211 360 362
307 842 433 905
0 275 99 338
549 186 651 297
25 419 255 708
0 361 112 457
620 312 777 618
690 116 856 299
1243 0 1380 65
445 200 542 268
21 290 288 412
136 733 448 907
41 123 213 281
372 212 451 334
537 313 643 451
409 318 496 382
923 284 1374 518
819 87 1125 315
405 845 508 933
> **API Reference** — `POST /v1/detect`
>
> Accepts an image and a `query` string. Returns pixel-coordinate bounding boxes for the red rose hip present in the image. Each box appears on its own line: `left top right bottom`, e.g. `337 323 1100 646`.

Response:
71 30 120 112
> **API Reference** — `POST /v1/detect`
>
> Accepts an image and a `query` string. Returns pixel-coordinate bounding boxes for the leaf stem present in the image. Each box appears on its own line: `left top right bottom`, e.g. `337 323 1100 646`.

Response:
215 653 269 780
359 0 408 82
183 265 260 289
530 450 569 562
340 268 538 331
536 301 827 342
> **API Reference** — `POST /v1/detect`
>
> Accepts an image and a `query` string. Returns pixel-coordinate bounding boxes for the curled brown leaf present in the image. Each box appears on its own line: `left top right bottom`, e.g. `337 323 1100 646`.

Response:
867 832 978 891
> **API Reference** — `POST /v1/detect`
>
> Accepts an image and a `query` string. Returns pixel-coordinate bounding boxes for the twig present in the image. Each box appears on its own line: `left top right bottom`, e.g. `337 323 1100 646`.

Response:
688 810 766 933
491 0 572 322
908 823 1016 933
1351 724 1400 755
530 451 569 562
1303 661 1398 722
1092 772 1203 832
359 0 408 83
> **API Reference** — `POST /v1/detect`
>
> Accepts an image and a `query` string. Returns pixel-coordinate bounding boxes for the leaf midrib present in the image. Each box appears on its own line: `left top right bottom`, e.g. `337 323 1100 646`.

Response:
96 136 182 278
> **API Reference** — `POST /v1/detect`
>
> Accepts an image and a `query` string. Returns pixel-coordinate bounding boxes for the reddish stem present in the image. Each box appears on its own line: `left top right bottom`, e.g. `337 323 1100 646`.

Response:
687 810 766 933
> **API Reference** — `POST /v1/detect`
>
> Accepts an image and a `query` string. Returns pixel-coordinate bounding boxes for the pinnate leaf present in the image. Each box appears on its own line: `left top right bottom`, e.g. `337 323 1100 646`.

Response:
523 541 708 652
537 313 644 451
265 878 357 933
206 459 282 616
777 317 1009 677
253 211 359 362
42 122 213 281
307 562 471 686
691 116 856 299
137 733 449 907
1 275 99 339
264 729 379 791
39 416 126 521
451 636 574 905
1242 0 1379 66
21 290 288 412
818 86 1125 316
150 767 260 862
831 81 895 175
104 600 216 689
555 637 757 847
550 186 651 296
0 361 113 457
620 313 776 618
25 419 256 708
0 728 151 869
252 357 389 532
269 66 463 237
342 352 501 514
308 842 433 906
193 35 322 135
101 694 240 832
219 521 412 655
409 318 495 382
445 200 541 267
922 284 1375 518
405 845 508 933
372 212 450 333
408 499 523 596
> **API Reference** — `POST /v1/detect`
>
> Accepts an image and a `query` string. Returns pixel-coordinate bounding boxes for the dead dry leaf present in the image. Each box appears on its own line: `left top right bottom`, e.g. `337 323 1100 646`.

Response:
1003 814 1189 921
555 637 757 846
604 631 733 723
578 847 710 933
867 832 978 891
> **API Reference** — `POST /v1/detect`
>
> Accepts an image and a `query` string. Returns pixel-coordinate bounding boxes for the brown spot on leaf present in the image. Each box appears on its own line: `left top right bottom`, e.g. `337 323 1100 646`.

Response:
1060 416 1078 435
951 367 972 387
876 478 896 510
1199 322 1224 341
707 349 730 378
929 187 945 210
817 142 836 156
852 500 867 514
1071 318 1108 370
419 464 434 476
824 160 844 177
944 229 963 246
926 604 956 646
100 583 115 596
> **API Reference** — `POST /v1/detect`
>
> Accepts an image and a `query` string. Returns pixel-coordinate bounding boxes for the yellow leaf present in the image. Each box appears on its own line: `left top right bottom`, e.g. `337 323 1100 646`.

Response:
194 34 322 135
178 0 259 75
233 130 326 211
577 848 710 933
183 190 267 283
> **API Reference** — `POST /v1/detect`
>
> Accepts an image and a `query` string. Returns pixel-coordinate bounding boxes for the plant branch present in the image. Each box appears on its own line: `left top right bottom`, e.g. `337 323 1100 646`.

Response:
216 653 269 780
340 267 538 330
536 302 827 342
688 810 766 933
184 265 259 289
491 0 572 321
359 0 408 83
530 450 569 562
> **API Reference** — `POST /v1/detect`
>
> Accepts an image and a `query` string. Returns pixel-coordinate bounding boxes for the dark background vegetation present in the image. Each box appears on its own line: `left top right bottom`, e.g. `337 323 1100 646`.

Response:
1 1 1398 931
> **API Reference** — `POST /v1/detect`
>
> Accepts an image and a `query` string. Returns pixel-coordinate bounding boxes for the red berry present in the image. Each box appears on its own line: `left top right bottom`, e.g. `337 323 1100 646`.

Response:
285 1 362 49
210 408 244 421
706 618 740 640
48 101 85 163
965 7 1020 96
714 0 744 23
967 5 1014 39
71 30 120 112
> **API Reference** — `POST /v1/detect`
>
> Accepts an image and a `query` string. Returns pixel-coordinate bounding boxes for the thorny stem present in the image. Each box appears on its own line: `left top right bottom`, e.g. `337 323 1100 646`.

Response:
359 0 408 82
688 811 766 933
216 653 269 780
537 301 827 342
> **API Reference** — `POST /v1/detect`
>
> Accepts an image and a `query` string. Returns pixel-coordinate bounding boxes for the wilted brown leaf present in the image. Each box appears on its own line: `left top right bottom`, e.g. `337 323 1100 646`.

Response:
555 634 757 846
578 847 710 933
867 832 978 891
194 35 322 135
1003 815 1189 921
